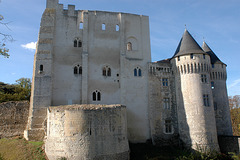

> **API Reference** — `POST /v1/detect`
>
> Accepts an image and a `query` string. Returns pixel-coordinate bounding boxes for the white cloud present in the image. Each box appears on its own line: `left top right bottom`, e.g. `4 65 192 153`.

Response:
228 78 240 96
229 78 240 89
21 42 37 50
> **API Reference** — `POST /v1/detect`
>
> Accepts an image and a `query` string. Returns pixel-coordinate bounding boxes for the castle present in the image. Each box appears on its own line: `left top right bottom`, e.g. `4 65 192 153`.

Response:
24 0 233 159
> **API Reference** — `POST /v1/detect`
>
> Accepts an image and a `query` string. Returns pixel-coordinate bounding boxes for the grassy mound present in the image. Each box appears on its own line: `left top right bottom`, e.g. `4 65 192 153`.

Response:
0 137 46 160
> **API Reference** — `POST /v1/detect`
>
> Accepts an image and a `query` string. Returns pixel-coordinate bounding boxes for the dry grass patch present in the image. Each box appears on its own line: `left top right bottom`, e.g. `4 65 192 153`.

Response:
0 137 46 160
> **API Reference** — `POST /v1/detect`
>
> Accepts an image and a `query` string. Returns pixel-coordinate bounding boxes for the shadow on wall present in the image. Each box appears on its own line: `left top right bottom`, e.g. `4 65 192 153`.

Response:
177 73 192 149
218 136 240 154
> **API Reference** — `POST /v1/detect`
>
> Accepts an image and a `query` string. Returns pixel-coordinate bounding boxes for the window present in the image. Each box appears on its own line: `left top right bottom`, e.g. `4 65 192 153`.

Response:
39 65 43 73
74 40 78 47
74 39 82 48
201 74 207 83
163 98 170 109
73 65 82 75
78 41 82 47
178 56 180 61
116 24 119 31
93 90 101 101
203 94 210 106
190 54 194 59
127 42 132 51
162 78 168 86
203 54 206 59
103 66 111 77
211 81 215 89
102 23 106 30
165 120 173 134
134 67 142 77
212 64 214 68
79 22 83 29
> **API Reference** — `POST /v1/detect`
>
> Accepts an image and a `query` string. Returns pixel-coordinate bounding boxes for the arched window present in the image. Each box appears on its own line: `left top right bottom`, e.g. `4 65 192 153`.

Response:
134 67 142 77
73 65 82 75
127 42 132 51
107 68 111 76
74 40 78 47
74 66 78 74
74 38 82 48
138 69 142 77
93 90 101 101
78 41 82 47
79 66 82 74
102 66 111 77
93 92 96 101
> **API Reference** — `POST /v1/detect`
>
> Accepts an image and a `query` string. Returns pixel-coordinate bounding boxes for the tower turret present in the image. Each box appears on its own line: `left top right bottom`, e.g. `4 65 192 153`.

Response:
171 30 219 151
202 42 233 136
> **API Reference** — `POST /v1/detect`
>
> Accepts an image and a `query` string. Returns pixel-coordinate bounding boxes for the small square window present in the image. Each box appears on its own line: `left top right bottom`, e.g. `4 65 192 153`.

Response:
190 54 194 59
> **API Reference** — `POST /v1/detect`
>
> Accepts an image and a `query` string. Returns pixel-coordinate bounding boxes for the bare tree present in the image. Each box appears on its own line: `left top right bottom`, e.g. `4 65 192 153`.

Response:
0 14 13 58
229 95 240 136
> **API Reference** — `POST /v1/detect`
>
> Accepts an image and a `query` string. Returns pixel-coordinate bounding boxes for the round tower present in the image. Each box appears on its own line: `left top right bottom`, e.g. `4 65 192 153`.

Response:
171 30 219 151
202 42 233 136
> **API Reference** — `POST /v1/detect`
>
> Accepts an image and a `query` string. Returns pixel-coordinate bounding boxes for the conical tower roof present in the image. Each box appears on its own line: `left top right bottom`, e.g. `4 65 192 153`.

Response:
173 29 205 58
202 41 223 64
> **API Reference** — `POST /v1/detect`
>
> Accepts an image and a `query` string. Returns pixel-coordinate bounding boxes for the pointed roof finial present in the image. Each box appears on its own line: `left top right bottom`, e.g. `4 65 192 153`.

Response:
185 24 187 30
173 29 205 57
203 37 205 42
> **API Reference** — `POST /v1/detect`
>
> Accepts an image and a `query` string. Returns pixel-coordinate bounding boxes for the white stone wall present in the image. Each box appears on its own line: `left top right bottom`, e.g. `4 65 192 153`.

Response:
45 104 129 160
211 63 233 136
148 62 179 146
26 0 151 142
172 54 219 151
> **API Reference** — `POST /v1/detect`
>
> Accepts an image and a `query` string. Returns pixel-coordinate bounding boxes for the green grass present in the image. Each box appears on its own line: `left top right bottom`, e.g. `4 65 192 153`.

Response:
0 137 46 160
0 138 238 160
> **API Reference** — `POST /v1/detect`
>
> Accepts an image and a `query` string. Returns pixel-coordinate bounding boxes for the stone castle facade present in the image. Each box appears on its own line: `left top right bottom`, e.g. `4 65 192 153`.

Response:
24 0 233 159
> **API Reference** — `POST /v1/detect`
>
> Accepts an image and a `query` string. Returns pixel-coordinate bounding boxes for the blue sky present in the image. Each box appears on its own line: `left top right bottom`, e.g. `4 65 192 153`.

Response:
0 0 240 96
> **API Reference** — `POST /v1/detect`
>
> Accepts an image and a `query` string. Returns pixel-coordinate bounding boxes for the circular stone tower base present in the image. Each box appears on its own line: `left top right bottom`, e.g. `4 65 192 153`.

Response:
45 104 129 160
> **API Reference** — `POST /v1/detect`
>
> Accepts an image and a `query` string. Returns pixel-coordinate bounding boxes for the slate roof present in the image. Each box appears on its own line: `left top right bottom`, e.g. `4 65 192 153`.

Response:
173 29 205 58
202 41 223 64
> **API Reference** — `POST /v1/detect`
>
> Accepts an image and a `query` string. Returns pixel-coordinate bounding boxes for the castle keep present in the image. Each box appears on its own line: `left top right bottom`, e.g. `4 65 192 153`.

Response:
24 0 233 159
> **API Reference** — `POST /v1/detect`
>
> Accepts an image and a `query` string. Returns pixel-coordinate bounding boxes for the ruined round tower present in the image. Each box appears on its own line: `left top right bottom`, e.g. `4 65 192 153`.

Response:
171 30 219 151
202 42 233 136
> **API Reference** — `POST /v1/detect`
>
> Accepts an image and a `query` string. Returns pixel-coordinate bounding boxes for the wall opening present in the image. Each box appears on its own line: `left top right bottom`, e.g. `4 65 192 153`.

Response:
102 23 106 30
79 22 83 29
